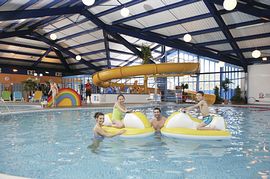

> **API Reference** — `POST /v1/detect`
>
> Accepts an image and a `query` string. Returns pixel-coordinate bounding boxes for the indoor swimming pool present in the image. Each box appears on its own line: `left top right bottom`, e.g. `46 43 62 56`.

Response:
0 105 269 179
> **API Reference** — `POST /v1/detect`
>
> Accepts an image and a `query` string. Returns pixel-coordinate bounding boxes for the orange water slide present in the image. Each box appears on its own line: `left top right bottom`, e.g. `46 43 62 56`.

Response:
93 63 200 88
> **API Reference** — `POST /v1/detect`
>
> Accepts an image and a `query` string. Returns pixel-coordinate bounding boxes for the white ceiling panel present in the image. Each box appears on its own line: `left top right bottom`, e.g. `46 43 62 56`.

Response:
153 24 187 36
169 1 209 20
207 43 233 51
230 22 270 38
0 0 29 11
181 17 218 32
192 31 226 43
221 11 259 25
237 37 270 49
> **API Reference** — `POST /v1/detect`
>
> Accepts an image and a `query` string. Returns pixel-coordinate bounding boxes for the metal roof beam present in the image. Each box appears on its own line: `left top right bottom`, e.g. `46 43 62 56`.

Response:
80 49 105 56
112 0 198 25
67 39 104 50
15 0 68 31
108 38 162 54
42 0 145 36
3 0 39 31
0 49 58 59
197 32 270 46
109 49 135 56
32 47 52 67
27 0 107 31
143 13 212 32
203 0 247 70
103 30 111 69
0 6 84 21
222 45 270 54
31 32 101 71
0 30 31 39
0 40 48 51
52 48 72 71
81 10 143 58
212 0 270 20
108 24 243 67
55 27 100 42
0 56 64 68
169 19 269 40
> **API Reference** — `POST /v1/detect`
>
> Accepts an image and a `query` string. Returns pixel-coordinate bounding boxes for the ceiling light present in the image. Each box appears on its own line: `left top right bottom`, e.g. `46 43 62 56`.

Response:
121 7 130 17
76 55 82 61
223 0 237 11
50 33 57 40
45 71 49 74
262 57 267 61
252 50 261 58
13 69 18 72
82 0 95 6
183 34 192 42
39 73 43 77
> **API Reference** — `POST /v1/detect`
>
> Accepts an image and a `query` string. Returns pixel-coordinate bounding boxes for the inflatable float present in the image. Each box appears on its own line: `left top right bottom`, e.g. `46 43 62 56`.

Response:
161 112 231 140
103 112 155 138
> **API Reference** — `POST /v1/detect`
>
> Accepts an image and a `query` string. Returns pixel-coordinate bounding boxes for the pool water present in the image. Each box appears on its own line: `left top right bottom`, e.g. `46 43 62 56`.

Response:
0 106 269 179
0 104 41 113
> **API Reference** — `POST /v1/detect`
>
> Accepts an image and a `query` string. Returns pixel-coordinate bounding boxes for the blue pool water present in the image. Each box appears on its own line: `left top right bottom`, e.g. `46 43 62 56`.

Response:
0 104 41 113
0 106 269 179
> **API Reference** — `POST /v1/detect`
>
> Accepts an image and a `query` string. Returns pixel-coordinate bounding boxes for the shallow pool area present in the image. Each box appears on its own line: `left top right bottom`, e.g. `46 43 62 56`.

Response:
0 105 269 179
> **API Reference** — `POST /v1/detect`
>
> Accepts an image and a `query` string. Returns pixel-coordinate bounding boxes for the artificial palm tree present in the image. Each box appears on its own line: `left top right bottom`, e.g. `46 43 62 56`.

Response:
141 45 153 64
22 78 38 101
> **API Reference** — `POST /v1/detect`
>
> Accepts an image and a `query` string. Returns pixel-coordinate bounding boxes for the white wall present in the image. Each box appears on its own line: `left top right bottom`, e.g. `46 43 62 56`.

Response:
248 64 270 104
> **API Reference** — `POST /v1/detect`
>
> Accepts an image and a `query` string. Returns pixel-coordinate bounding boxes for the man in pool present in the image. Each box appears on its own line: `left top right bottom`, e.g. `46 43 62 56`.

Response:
151 107 167 132
180 91 217 130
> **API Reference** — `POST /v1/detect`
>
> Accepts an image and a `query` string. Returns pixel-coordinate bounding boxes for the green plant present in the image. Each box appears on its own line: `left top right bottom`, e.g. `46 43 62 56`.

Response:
214 86 223 104
22 78 38 100
141 45 153 64
181 83 189 102
231 85 246 104
221 78 233 100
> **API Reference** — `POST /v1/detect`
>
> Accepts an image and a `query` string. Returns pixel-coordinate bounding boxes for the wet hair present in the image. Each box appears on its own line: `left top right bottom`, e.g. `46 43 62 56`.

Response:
94 112 104 119
117 94 125 100
197 91 204 96
153 107 161 112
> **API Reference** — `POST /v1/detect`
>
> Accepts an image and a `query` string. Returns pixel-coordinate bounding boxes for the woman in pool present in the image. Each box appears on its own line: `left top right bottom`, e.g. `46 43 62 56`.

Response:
112 94 132 128
93 112 125 140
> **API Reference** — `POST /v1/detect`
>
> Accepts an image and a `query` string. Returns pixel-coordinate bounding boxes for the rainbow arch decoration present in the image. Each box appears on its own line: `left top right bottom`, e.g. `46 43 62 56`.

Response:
47 88 82 107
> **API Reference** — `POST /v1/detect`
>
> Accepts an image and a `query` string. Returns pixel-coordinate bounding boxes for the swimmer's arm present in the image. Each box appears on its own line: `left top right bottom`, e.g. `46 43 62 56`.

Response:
182 102 201 112
115 102 128 113
96 127 125 137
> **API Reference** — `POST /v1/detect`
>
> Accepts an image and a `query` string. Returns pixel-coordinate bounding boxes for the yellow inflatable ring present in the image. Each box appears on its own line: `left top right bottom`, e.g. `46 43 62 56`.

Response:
103 112 155 138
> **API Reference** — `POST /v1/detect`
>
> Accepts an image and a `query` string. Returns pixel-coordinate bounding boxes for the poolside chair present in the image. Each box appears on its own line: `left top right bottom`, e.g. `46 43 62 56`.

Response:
13 91 24 102
32 91 43 102
1 91 11 101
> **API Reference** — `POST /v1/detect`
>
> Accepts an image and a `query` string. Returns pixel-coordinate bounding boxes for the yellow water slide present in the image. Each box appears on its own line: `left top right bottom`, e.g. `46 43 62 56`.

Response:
93 63 200 88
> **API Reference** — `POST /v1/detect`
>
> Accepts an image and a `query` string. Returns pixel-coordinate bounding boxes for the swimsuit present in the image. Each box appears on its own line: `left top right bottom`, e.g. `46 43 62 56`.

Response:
112 105 124 122
202 115 213 125
93 132 104 141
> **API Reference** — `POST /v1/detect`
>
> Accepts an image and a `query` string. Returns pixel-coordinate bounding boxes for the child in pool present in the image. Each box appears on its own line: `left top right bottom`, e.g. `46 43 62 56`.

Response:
93 112 126 140
180 91 217 130
111 94 133 128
